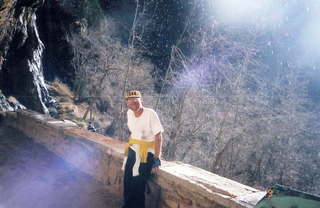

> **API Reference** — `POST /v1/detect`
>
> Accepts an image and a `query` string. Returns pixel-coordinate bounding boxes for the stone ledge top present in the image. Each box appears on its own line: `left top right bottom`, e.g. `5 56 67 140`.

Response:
159 161 265 207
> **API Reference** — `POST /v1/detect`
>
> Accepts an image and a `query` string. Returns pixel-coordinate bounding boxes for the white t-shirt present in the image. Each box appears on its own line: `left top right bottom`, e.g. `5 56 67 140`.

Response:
123 107 163 175
127 107 164 142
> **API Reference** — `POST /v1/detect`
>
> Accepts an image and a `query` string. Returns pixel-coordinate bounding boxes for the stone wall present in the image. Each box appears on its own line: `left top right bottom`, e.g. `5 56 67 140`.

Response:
2 110 264 208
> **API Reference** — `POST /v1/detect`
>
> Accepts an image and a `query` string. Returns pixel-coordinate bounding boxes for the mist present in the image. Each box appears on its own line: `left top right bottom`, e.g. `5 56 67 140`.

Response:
210 0 320 69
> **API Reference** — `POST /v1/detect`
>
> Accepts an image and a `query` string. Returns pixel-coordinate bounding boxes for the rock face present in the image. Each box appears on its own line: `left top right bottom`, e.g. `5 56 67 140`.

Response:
37 0 102 85
37 0 79 84
0 90 26 111
0 91 13 111
0 0 93 113
0 0 50 113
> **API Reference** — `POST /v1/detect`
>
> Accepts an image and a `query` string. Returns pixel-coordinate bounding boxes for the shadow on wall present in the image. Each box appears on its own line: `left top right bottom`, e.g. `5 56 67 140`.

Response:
0 125 121 208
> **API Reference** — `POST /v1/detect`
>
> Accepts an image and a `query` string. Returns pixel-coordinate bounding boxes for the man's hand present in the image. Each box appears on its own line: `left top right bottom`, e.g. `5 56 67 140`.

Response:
152 132 162 175
151 158 161 174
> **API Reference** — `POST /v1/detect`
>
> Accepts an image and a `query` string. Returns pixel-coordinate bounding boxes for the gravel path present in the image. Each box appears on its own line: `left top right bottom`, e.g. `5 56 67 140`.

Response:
0 125 122 208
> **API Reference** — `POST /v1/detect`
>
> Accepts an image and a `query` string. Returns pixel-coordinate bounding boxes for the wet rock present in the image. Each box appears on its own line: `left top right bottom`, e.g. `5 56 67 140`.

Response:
0 90 26 111
0 0 51 114
0 91 13 111
7 96 26 111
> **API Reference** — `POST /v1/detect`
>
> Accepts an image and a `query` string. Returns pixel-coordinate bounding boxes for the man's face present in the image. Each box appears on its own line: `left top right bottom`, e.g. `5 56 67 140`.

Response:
126 97 142 112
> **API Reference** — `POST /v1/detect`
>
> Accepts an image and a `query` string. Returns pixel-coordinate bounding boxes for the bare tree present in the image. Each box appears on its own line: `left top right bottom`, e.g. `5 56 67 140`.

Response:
70 18 155 137
152 6 314 185
67 0 318 193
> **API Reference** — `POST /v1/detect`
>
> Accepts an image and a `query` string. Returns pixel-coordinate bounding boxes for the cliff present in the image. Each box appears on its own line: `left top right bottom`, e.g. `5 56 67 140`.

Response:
0 0 50 113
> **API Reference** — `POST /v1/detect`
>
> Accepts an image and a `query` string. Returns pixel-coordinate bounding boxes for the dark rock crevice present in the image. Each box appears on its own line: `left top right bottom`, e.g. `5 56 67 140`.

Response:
37 0 104 86
37 0 76 84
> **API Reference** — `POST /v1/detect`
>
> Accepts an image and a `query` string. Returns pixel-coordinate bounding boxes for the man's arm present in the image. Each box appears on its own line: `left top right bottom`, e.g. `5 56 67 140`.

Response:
154 132 162 159
152 132 162 173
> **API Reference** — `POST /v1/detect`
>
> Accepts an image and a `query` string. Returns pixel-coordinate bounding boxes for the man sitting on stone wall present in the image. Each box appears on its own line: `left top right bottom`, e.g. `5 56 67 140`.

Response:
122 90 163 208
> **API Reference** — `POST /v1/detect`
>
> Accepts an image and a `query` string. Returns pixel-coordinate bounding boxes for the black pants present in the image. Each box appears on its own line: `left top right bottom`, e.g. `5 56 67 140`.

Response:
122 148 154 208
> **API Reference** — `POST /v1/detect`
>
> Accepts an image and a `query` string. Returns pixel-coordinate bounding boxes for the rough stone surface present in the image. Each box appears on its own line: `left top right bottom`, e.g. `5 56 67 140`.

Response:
3 110 264 208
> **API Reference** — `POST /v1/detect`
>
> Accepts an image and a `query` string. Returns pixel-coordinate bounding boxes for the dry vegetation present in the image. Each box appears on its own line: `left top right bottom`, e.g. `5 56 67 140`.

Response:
62 0 319 193
47 80 112 130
